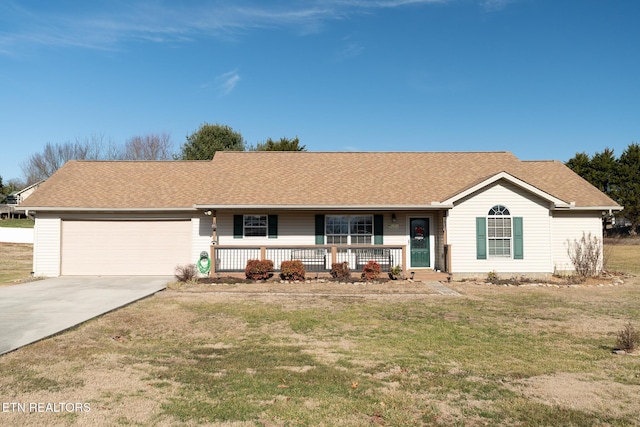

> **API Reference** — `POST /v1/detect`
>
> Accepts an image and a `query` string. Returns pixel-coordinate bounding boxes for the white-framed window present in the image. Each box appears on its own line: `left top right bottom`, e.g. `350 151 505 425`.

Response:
326 215 373 245
350 215 373 244
326 215 348 244
244 215 268 237
487 205 511 257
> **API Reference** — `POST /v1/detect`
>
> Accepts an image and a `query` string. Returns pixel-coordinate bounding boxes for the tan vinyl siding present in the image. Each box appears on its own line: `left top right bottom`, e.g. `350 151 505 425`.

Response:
448 180 553 274
193 217 213 269
217 212 323 246
551 211 603 274
33 216 61 277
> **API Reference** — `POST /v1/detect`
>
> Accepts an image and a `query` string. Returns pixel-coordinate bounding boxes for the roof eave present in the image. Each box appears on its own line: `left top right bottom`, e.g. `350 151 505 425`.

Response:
16 206 198 213
554 205 623 212
194 204 454 211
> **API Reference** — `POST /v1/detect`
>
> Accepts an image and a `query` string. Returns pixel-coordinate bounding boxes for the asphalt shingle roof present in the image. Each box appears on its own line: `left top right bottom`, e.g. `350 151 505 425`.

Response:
21 151 620 210
22 160 214 209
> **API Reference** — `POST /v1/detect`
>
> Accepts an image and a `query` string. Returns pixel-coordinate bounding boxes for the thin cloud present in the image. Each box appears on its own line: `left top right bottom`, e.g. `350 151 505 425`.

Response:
329 0 448 7
0 1 455 55
216 70 241 96
480 0 519 12
336 40 364 60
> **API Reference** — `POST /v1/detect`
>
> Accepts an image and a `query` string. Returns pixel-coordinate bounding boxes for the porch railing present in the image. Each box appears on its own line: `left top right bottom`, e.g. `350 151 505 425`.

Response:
211 245 406 274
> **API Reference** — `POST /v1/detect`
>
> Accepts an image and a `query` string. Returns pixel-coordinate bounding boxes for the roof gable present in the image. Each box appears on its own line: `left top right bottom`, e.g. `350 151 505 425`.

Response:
441 171 570 208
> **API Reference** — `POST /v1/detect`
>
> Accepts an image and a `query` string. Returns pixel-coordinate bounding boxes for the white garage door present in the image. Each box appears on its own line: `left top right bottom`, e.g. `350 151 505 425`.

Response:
61 220 192 275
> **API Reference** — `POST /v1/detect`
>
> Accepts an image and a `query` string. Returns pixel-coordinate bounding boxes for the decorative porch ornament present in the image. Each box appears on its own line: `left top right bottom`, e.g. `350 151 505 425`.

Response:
197 251 211 274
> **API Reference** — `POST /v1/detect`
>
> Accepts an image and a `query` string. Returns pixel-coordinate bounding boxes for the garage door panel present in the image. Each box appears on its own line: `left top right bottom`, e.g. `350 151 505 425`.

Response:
62 220 191 275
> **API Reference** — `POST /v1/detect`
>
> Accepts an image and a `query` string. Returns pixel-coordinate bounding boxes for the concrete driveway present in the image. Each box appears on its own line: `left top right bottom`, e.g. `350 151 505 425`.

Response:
0 276 171 355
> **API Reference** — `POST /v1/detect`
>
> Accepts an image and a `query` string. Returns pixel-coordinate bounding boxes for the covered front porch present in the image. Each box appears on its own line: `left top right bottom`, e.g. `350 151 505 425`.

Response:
201 208 452 276
211 245 405 274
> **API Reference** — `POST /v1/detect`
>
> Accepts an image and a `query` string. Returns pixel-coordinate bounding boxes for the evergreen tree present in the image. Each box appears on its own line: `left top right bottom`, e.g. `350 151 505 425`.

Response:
566 152 593 181
614 143 640 235
252 137 306 151
177 123 245 160
589 148 617 197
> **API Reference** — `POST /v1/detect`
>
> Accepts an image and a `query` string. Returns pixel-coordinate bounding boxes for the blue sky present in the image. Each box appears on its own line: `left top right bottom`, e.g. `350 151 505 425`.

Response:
1 0 639 182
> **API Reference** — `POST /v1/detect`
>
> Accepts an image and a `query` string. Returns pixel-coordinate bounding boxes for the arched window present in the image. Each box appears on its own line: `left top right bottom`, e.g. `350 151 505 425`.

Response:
487 205 511 257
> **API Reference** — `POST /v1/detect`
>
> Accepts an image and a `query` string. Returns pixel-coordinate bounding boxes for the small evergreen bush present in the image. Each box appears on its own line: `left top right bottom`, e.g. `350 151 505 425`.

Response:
280 260 306 281
245 259 274 281
486 270 499 283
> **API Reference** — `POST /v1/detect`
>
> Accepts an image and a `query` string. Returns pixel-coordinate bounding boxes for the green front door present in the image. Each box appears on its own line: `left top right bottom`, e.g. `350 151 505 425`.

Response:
410 218 430 268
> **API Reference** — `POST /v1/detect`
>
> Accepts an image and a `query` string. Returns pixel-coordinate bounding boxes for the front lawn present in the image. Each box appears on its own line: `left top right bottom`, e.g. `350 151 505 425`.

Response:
0 243 32 284
0 218 34 228
1 242 638 425
1 277 639 425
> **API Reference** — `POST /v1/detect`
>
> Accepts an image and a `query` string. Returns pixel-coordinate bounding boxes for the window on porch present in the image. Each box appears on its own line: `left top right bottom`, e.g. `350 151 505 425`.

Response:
243 215 268 237
325 215 372 245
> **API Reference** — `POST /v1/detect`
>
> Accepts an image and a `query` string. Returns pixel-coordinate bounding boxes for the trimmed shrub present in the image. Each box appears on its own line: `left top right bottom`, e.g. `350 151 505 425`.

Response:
361 260 381 281
174 264 198 283
330 262 351 279
280 260 306 281
245 259 274 281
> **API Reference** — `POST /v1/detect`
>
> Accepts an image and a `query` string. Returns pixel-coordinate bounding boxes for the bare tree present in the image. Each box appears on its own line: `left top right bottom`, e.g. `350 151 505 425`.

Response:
122 132 174 160
20 133 174 185
21 140 93 185
77 133 121 161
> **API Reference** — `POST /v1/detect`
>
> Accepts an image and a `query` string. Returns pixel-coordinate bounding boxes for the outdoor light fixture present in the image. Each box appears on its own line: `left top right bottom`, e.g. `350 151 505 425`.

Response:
391 213 397 223
204 210 213 216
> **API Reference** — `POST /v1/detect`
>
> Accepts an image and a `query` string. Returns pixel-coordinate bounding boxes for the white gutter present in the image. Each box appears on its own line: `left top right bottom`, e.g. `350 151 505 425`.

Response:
193 204 454 211
16 207 198 213
555 206 623 212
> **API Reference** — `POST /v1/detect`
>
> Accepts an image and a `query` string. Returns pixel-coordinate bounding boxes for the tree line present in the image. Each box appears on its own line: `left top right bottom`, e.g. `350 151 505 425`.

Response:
565 142 640 235
11 123 304 188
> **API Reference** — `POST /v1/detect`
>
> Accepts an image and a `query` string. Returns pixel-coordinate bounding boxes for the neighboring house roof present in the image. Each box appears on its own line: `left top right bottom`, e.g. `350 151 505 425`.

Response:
6 179 45 205
20 152 620 211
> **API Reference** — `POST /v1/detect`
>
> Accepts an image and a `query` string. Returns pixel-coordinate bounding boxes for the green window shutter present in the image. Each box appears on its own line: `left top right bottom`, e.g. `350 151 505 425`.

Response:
373 214 384 245
268 215 278 239
476 217 487 260
233 215 243 239
513 217 523 259
315 214 325 245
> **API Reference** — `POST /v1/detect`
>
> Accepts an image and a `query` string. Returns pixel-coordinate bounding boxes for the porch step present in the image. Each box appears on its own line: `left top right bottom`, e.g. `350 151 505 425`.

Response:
409 270 451 282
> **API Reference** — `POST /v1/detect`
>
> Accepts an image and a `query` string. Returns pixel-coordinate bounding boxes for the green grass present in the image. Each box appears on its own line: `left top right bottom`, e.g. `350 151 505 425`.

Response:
0 218 34 228
606 244 640 275
0 243 32 283
2 285 639 425
93 292 640 425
